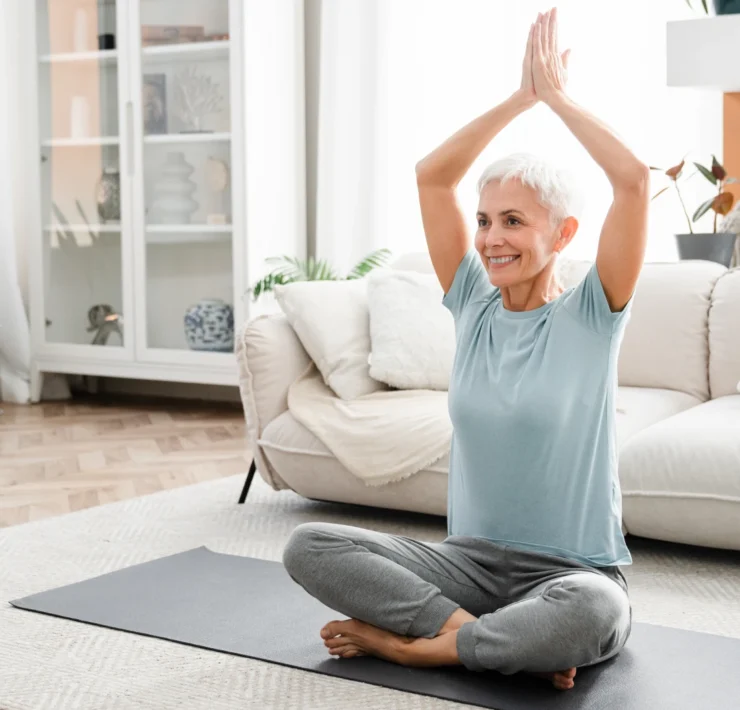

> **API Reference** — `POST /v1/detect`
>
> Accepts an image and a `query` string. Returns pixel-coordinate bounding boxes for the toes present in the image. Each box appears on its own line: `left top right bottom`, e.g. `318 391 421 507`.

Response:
321 620 350 639
328 643 360 657
324 636 348 648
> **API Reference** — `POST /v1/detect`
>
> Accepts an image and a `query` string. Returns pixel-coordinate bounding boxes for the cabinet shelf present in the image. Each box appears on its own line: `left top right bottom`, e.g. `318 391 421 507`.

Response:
145 225 232 244
45 224 122 233
42 137 120 147
39 50 118 65
141 40 230 62
144 132 231 144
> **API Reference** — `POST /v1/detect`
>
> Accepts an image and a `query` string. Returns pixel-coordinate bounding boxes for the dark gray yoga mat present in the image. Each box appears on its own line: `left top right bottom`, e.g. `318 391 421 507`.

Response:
10 546 740 709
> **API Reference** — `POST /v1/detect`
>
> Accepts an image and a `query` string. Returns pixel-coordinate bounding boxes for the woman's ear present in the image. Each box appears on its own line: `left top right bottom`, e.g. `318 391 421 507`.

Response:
555 216 579 251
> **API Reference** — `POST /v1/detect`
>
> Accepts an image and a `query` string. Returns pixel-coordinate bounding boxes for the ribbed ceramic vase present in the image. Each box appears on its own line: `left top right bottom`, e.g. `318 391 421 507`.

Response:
148 151 198 224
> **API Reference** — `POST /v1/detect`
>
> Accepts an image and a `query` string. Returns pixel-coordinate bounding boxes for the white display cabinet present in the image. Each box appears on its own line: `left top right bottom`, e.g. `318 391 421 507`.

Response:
27 0 306 397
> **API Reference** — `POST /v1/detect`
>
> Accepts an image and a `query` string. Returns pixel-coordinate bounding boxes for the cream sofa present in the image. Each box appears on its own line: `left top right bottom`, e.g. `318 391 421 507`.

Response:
236 253 740 552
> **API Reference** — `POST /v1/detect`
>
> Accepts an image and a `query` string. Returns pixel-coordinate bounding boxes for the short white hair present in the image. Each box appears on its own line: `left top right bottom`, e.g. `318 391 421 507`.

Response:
477 152 583 226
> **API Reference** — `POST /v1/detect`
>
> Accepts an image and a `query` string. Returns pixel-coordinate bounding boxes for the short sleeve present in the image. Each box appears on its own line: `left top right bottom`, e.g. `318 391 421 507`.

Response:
441 249 495 319
563 261 634 335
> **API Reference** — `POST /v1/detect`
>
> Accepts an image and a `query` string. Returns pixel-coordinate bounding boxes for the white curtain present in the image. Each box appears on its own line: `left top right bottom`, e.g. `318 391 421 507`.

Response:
0 4 31 404
315 0 723 271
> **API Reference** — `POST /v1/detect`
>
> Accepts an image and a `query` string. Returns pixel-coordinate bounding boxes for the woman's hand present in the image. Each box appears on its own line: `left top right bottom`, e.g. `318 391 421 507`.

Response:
517 21 538 109
532 7 571 107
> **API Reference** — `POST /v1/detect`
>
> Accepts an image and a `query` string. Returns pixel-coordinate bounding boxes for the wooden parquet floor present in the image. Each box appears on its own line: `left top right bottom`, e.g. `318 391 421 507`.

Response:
0 397 250 528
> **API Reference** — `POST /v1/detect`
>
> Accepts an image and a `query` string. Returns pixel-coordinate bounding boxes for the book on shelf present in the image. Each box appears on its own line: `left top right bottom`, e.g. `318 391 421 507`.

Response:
141 25 205 46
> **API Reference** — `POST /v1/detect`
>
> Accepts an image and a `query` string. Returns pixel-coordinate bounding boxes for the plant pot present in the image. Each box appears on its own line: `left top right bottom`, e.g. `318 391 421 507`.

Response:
713 0 740 14
675 232 737 267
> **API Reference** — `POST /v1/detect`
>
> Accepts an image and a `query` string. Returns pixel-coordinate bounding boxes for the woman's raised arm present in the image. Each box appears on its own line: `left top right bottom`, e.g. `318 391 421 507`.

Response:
533 7 650 312
415 24 538 294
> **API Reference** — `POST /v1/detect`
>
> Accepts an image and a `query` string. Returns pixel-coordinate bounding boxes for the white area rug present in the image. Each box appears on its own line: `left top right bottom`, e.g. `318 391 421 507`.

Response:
2 473 740 710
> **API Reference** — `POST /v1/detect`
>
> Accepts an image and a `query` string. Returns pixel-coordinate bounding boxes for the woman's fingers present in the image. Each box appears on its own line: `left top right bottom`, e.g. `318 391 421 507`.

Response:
542 10 551 57
549 7 558 55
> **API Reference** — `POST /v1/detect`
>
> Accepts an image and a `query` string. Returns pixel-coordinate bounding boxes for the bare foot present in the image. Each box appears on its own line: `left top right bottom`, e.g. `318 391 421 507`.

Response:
527 667 577 690
320 618 412 665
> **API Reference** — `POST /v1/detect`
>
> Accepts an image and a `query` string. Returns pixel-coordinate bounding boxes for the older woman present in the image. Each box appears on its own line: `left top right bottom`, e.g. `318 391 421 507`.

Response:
282 7 649 691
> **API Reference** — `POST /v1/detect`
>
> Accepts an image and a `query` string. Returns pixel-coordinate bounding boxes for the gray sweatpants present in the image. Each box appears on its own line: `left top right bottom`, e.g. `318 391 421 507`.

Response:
282 522 632 674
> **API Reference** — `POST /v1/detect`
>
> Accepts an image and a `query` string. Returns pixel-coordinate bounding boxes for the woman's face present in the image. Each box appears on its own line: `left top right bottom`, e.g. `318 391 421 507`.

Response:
474 178 576 287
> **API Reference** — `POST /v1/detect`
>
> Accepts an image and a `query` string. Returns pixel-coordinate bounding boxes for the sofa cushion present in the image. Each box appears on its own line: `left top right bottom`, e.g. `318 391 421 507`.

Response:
366 269 455 391
616 386 702 445
560 260 725 401
708 268 740 399
618 395 740 551
273 279 388 400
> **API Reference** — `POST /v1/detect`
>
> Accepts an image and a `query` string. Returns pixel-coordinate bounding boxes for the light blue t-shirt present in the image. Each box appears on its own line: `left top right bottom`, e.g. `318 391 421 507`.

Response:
442 249 634 567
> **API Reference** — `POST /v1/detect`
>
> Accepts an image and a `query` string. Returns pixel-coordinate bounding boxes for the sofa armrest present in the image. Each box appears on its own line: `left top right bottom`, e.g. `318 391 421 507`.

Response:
236 313 312 490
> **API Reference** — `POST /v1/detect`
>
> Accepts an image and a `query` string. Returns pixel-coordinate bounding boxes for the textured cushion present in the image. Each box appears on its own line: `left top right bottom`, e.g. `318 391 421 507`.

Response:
258 410 448 517
560 259 725 401
618 395 740 550
273 279 388 400
707 268 740 398
366 269 455 390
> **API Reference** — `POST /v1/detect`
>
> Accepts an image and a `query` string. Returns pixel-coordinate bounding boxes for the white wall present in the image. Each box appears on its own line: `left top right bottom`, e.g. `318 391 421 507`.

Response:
375 0 723 263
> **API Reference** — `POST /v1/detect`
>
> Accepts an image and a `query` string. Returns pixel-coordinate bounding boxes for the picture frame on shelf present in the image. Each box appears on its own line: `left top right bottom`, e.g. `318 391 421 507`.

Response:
143 73 167 135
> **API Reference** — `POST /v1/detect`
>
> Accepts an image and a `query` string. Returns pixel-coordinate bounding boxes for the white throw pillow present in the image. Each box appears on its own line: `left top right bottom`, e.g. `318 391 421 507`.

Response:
273 279 388 400
366 269 456 391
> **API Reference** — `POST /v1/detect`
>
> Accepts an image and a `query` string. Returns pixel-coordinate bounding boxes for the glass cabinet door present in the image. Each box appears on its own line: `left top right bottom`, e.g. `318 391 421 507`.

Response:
36 0 129 350
134 0 235 356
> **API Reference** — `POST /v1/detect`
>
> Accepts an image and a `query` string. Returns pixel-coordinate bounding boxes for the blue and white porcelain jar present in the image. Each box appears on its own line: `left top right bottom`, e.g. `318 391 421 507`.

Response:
184 298 234 352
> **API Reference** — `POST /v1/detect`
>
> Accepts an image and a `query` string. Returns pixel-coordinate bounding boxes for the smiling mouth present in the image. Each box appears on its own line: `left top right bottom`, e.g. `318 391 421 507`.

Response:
488 255 520 266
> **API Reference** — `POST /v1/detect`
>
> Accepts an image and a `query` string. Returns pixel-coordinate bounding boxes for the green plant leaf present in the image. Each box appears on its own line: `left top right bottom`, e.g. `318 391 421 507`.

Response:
651 186 671 201
346 248 393 280
701 0 708 12
249 272 290 301
692 196 716 222
693 162 717 185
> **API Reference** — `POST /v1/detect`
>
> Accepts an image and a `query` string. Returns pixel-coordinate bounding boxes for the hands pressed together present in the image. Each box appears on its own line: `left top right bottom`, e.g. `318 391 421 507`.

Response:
519 7 570 109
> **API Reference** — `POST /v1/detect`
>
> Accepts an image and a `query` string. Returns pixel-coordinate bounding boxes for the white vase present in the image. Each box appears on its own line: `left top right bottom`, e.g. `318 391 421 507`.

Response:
73 8 88 53
70 96 90 138
148 151 199 224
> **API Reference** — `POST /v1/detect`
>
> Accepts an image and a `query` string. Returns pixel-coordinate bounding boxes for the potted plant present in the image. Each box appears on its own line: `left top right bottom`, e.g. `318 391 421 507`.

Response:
651 155 738 266
248 248 392 301
686 0 740 14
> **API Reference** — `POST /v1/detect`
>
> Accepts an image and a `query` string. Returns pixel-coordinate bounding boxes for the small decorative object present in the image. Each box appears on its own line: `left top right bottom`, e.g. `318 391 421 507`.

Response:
204 33 230 41
142 73 167 134
184 299 234 352
97 34 116 50
73 8 89 52
205 156 229 224
651 155 738 267
95 167 121 223
173 66 224 133
70 96 90 139
87 304 123 346
141 25 205 46
248 249 392 301
148 151 198 224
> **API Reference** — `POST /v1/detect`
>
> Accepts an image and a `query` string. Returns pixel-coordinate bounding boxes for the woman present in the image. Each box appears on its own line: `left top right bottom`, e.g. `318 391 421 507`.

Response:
282 7 649 691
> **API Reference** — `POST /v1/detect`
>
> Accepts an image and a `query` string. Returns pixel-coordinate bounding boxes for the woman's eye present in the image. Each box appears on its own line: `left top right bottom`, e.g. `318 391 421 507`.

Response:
506 217 520 226
477 218 487 227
